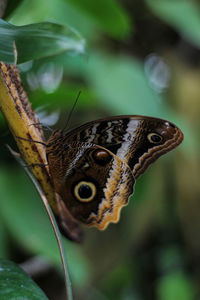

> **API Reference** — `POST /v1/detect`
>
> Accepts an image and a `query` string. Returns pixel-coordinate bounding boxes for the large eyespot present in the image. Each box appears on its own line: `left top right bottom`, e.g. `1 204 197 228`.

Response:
74 181 96 202
92 149 112 166
147 133 163 144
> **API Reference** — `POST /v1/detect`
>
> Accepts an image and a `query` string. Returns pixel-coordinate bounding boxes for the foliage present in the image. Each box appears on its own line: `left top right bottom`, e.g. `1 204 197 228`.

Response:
0 0 200 299
0 19 85 64
0 259 48 300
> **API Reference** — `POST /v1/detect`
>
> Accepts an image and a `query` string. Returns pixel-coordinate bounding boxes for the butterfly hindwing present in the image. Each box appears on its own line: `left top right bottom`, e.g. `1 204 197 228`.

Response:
47 142 135 230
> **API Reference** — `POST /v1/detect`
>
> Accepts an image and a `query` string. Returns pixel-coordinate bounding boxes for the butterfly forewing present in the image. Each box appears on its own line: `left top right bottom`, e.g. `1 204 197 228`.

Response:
62 116 184 179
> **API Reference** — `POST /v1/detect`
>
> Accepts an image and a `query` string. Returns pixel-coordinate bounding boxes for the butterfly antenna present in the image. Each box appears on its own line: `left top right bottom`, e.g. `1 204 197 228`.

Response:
63 91 81 132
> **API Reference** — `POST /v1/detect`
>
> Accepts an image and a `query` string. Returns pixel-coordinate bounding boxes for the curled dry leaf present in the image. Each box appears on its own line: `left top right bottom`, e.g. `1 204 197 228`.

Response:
0 62 83 242
0 62 57 212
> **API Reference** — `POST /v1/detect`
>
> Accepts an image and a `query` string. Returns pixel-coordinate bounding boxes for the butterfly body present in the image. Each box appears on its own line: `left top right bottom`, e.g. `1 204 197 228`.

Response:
46 115 183 235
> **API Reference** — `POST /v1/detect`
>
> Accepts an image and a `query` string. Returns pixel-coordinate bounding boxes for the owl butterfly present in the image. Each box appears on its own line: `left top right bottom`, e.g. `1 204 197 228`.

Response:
46 115 183 241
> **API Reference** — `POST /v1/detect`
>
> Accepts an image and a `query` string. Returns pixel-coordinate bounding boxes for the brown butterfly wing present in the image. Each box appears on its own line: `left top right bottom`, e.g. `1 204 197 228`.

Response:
47 115 183 231
47 142 135 230
60 115 184 179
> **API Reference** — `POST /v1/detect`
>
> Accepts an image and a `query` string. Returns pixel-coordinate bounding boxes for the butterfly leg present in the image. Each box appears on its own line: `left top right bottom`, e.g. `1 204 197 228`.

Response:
23 162 49 168
16 136 47 146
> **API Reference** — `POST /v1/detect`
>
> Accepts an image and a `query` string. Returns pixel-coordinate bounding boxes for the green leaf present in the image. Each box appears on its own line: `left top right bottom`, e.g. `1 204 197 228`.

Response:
8 0 96 39
146 0 200 47
157 271 197 300
0 259 48 300
67 53 164 116
65 0 131 39
9 0 131 40
3 0 24 19
29 82 97 109
0 19 85 64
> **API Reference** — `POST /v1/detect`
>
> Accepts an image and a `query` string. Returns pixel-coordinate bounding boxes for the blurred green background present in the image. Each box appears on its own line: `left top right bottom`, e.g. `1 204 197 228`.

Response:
0 0 200 299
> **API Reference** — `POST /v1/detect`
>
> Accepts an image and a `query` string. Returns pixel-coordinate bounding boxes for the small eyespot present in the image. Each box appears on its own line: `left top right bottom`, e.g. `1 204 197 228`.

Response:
74 181 96 202
147 133 163 144
92 149 112 166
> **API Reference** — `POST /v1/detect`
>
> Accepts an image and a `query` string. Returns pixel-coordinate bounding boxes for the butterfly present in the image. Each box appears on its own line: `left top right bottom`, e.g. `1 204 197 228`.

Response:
45 115 183 241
